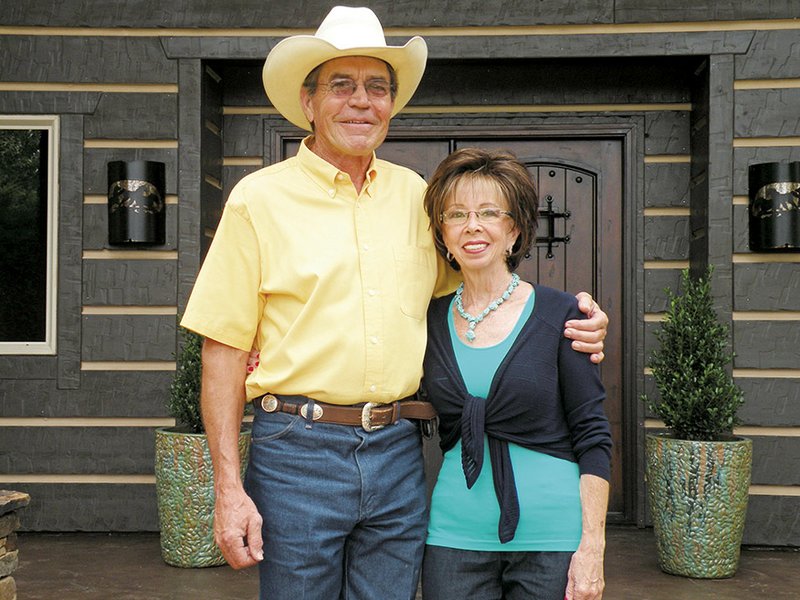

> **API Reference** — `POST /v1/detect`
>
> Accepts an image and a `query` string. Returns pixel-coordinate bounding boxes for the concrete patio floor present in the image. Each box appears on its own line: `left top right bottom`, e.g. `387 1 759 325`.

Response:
13 525 800 599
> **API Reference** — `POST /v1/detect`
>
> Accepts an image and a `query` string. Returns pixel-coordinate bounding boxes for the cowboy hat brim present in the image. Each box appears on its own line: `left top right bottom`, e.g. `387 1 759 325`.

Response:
262 35 428 131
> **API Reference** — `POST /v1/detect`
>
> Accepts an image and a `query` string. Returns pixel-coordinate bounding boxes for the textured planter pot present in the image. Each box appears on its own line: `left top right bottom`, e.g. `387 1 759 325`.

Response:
155 427 251 568
645 433 752 578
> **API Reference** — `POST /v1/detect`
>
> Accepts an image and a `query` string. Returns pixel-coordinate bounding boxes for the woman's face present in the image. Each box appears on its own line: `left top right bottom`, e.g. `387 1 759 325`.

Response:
441 177 520 277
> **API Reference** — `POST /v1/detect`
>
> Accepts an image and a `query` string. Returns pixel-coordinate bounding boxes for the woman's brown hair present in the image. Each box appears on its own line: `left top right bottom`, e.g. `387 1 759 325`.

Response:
423 147 538 271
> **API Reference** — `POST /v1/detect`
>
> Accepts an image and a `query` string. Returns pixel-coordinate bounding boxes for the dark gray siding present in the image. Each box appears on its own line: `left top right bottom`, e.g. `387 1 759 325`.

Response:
0 1 798 545
727 28 800 548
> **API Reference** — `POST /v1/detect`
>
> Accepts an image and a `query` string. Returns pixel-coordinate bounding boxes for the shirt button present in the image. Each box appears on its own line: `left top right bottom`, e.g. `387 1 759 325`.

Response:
368 289 377 296
369 385 377 393
328 189 335 197
370 336 379 345
362 244 370 251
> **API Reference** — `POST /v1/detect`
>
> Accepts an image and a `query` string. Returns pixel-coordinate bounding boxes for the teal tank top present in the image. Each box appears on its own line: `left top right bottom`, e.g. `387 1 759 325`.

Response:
426 289 583 551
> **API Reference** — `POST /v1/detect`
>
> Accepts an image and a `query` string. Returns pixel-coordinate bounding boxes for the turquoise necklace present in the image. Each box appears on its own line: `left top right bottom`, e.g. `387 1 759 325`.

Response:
455 273 520 343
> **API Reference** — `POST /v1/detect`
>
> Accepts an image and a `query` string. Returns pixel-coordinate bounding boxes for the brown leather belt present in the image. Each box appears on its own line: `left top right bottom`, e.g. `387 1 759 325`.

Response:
253 393 437 433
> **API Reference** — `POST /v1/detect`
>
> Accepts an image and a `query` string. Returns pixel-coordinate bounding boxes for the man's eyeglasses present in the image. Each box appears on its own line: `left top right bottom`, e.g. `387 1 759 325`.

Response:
321 78 395 100
440 208 512 225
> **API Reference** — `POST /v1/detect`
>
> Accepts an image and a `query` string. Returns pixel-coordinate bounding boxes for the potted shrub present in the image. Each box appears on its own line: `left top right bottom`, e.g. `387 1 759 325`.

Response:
643 267 751 579
154 327 251 567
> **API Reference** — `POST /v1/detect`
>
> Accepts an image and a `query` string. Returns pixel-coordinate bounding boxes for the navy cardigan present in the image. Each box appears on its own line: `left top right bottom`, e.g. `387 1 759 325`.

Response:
421 284 612 543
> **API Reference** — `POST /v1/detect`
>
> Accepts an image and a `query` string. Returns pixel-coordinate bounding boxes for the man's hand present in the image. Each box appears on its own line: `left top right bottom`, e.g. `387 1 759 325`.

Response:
567 292 608 364
214 485 264 569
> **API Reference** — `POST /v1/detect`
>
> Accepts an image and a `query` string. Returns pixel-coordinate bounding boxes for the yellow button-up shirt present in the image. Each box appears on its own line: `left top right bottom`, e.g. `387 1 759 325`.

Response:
182 138 457 405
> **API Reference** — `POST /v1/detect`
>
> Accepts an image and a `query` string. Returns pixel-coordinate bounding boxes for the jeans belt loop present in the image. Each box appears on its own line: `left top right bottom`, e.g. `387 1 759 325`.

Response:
301 399 322 429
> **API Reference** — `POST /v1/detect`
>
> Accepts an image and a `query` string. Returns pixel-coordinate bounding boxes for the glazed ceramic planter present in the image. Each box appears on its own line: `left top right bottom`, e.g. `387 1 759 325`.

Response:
645 433 752 578
155 427 251 567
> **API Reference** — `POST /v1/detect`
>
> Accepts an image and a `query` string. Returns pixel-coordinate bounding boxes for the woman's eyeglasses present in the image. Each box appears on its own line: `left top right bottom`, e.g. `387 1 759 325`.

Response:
440 208 512 225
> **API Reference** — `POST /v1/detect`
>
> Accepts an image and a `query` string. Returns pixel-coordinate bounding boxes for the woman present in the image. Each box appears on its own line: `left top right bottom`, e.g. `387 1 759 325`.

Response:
420 148 612 600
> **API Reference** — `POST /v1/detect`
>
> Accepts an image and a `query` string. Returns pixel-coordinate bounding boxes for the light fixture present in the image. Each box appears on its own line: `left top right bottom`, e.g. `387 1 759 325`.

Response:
107 160 166 246
748 161 800 252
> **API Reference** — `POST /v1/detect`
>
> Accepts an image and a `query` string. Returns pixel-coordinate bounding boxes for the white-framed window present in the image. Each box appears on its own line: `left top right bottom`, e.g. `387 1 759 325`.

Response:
0 116 59 354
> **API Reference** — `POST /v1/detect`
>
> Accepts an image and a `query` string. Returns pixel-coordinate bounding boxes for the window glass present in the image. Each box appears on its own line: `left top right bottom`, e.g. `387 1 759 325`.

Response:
0 118 57 353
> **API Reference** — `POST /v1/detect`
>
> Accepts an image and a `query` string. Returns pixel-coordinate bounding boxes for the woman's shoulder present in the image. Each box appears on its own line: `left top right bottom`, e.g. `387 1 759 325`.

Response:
531 283 578 305
529 283 582 323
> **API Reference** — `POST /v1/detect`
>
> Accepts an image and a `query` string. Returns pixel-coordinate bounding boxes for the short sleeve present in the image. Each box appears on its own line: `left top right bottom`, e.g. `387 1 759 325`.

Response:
181 201 263 351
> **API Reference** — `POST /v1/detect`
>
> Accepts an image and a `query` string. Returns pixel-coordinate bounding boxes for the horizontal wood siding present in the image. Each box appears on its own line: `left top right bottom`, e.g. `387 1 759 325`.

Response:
81 315 177 361
615 1 800 22
2 1 615 28
737 378 800 426
1 427 157 474
644 163 690 207
0 36 176 83
750 437 800 486
82 261 179 306
733 322 800 369
743 496 800 546
735 30 800 79
0 484 158 531
643 216 692 260
733 263 800 311
84 93 178 139
1 372 172 417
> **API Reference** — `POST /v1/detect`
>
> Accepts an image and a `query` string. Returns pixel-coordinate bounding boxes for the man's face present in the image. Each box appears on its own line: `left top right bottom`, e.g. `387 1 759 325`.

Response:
300 56 394 162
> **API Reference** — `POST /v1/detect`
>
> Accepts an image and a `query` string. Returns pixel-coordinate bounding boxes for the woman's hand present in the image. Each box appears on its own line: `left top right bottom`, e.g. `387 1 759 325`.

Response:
246 347 259 374
566 474 609 600
565 543 604 600
567 292 608 363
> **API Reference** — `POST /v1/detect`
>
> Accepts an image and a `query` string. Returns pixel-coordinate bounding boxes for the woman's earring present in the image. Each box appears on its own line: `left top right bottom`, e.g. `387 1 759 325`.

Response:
446 251 454 262
506 247 513 256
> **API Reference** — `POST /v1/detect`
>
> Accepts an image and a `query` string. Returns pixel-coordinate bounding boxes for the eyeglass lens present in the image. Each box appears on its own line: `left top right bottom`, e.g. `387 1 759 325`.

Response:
326 78 392 99
442 209 509 224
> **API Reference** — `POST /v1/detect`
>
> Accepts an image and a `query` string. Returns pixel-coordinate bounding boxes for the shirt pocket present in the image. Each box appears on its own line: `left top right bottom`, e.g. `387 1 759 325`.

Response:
393 246 436 320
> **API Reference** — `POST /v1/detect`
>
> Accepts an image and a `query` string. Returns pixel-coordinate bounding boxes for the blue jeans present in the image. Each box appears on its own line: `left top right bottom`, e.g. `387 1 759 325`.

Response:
245 409 428 600
422 544 572 600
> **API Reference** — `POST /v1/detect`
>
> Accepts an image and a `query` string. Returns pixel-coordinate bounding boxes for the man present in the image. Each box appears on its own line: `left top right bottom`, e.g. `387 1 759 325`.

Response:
181 6 608 599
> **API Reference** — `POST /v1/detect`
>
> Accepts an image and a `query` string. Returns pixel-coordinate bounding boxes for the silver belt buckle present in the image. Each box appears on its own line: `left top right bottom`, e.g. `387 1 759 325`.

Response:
300 402 323 421
361 402 384 432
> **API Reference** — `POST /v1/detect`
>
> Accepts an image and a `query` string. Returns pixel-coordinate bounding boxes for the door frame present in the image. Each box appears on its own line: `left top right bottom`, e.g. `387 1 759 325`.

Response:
266 114 647 525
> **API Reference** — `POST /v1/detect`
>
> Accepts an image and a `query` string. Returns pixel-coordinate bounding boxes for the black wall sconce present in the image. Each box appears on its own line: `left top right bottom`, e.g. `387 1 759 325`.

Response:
107 160 166 246
748 161 800 252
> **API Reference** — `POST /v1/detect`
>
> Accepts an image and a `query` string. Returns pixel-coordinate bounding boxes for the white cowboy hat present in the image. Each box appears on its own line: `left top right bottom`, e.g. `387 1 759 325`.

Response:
262 6 428 131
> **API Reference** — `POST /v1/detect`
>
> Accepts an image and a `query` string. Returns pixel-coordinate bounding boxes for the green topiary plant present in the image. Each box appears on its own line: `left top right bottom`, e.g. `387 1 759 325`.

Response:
168 327 204 434
643 267 744 441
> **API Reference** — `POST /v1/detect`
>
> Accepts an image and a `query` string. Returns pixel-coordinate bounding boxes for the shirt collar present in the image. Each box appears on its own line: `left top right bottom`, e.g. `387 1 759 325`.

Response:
297 136 378 198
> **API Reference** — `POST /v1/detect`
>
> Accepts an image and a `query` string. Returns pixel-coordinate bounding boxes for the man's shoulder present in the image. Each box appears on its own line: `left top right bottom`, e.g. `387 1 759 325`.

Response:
374 158 427 186
226 157 299 207
239 157 297 185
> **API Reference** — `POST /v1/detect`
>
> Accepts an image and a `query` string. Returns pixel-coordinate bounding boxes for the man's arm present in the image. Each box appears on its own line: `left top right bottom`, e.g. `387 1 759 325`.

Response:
201 338 263 569
568 292 609 364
